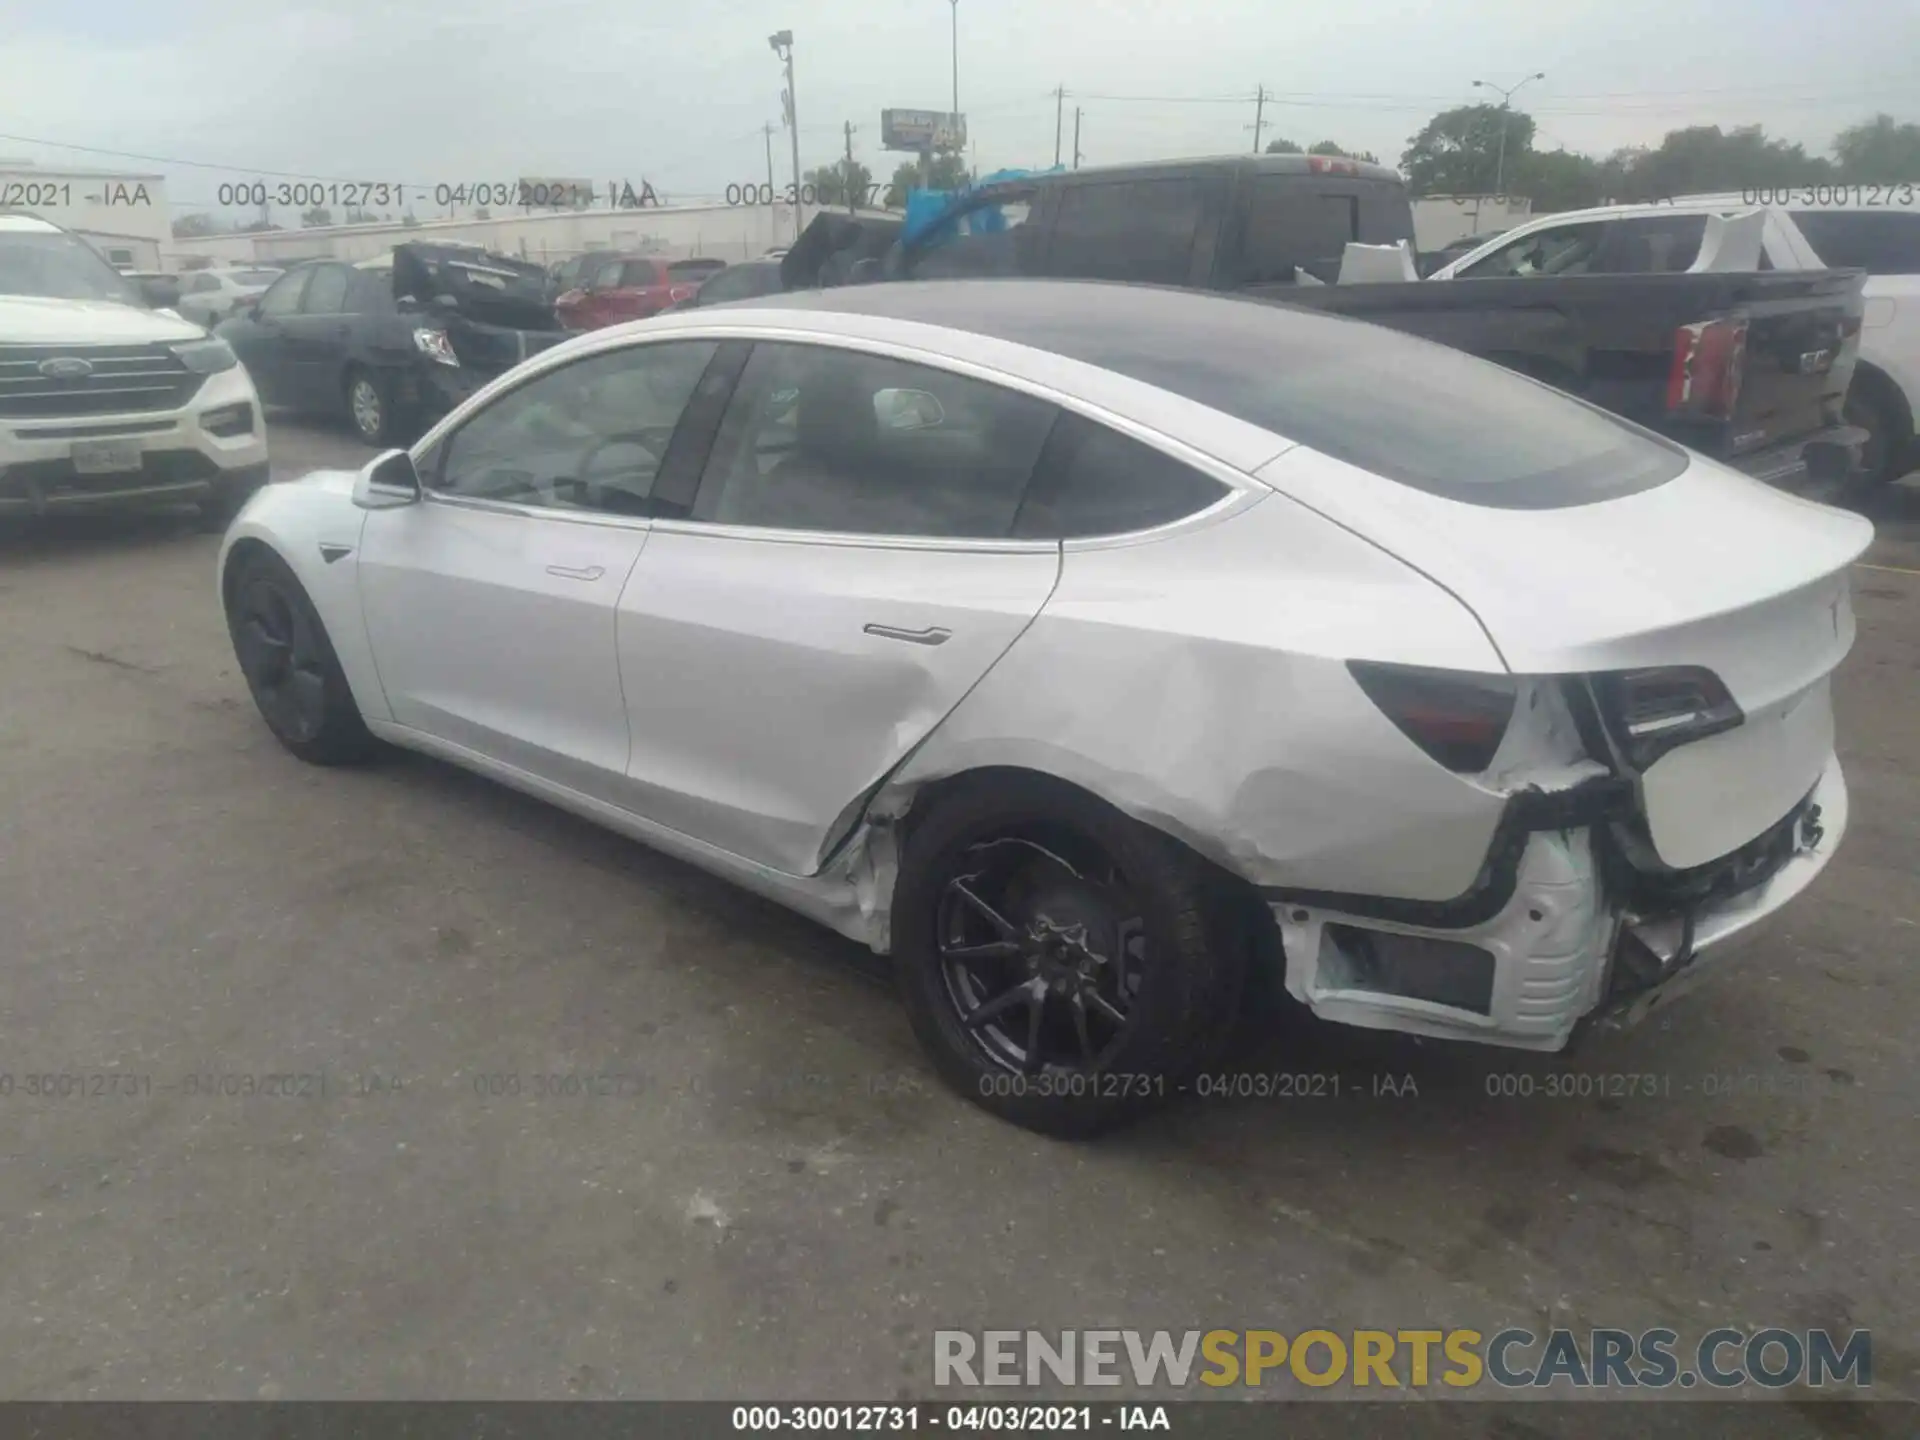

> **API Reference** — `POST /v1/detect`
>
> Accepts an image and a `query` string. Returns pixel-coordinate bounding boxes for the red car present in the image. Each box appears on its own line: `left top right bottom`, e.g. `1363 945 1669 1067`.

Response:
555 256 727 330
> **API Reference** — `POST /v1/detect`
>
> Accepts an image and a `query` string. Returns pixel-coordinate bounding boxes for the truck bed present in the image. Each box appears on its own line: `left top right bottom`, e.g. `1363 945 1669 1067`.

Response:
1253 269 1867 477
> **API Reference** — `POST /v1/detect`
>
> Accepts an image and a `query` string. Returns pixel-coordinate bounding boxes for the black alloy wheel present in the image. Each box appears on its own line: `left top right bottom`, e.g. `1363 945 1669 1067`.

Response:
936 836 1147 1075
893 775 1246 1137
225 550 375 765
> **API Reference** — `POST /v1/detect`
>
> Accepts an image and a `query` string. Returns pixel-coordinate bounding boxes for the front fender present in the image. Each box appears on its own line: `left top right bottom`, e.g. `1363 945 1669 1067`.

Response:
217 471 388 723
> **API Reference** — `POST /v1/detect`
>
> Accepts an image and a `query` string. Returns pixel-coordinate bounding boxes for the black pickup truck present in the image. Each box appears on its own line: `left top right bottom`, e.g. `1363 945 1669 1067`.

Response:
780 154 1868 493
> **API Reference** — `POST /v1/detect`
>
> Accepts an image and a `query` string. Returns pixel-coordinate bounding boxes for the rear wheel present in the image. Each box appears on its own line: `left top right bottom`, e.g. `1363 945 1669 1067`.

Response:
225 548 376 765
892 776 1245 1137
1845 375 1913 490
345 367 400 447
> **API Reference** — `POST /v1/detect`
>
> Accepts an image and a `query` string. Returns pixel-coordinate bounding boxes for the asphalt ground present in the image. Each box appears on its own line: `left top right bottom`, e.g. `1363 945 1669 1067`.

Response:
0 415 1915 1434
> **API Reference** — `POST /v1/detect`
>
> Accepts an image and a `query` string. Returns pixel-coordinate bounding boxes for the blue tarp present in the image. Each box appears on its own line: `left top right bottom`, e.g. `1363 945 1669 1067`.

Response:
900 166 1064 248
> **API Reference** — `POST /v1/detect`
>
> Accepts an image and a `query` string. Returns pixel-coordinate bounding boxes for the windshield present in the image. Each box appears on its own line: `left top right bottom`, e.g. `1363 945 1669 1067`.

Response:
0 230 143 304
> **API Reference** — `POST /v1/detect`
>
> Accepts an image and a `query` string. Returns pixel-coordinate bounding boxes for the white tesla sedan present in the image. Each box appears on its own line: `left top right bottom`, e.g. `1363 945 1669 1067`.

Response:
217 281 1870 1135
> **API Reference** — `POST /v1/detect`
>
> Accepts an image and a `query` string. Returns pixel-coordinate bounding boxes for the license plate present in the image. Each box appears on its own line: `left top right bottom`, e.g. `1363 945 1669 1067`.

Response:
71 439 144 475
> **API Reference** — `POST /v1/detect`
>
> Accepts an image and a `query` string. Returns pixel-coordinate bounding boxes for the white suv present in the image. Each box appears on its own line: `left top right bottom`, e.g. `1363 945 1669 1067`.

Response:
1431 195 1920 488
0 213 268 523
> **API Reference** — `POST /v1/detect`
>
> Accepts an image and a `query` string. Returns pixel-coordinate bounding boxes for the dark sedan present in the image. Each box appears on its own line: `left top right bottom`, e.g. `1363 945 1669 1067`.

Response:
218 245 567 445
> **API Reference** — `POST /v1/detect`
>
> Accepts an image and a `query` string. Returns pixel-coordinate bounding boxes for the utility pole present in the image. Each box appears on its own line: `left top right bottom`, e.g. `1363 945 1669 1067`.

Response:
1472 72 1544 198
1054 85 1065 168
948 0 960 123
1251 84 1267 154
770 30 802 242
763 123 778 208
1072 107 1083 170
844 120 857 213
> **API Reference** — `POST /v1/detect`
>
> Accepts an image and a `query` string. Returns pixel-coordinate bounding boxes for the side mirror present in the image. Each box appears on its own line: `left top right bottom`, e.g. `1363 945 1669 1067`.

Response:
140 276 181 309
352 448 422 510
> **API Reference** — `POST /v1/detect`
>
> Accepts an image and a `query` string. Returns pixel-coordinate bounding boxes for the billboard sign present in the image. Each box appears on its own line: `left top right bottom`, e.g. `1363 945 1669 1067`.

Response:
881 109 967 153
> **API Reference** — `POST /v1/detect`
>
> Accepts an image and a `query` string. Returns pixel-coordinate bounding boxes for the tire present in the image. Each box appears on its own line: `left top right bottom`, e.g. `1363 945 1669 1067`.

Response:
344 367 399 447
1844 374 1913 491
892 774 1246 1138
224 547 377 766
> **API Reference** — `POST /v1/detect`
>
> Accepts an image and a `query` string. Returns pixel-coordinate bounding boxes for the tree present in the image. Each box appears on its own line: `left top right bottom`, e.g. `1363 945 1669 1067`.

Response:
882 151 969 209
1401 103 1536 196
170 212 218 239
1611 124 1830 200
343 206 375 225
1832 113 1920 182
806 156 875 208
1264 137 1303 154
474 207 491 220
1512 148 1607 212
401 211 420 227
301 206 332 228
1307 140 1380 163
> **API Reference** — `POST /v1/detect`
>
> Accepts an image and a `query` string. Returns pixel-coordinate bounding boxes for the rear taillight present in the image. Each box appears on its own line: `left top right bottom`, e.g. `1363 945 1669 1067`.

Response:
1591 666 1743 770
668 284 697 302
1348 662 1516 773
1667 318 1748 420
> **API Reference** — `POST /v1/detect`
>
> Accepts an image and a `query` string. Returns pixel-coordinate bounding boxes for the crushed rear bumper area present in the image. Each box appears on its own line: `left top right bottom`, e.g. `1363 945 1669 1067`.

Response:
1267 758 1846 1050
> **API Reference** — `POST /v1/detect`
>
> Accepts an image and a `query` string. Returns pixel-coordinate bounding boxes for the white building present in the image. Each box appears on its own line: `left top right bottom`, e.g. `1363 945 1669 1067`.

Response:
0 161 170 268
163 200 870 272
1412 194 1533 252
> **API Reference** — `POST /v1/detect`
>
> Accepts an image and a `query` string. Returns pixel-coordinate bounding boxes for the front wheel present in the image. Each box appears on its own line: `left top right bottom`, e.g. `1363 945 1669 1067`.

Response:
892 776 1245 1137
225 548 377 765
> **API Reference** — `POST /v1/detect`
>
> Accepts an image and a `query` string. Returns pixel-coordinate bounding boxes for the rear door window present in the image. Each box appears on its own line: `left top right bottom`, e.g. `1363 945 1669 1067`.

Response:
1459 222 1607 278
299 265 350 314
1791 211 1920 274
1048 178 1205 283
691 341 1058 538
1598 214 1710 273
621 261 662 288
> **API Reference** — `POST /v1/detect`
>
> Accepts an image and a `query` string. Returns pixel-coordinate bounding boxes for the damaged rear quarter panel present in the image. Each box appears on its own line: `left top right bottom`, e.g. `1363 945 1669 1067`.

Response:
887 491 1518 902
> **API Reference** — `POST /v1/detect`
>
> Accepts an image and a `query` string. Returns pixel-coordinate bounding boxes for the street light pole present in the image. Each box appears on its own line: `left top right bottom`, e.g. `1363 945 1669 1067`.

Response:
949 0 959 123
1471 72 1544 197
770 30 803 243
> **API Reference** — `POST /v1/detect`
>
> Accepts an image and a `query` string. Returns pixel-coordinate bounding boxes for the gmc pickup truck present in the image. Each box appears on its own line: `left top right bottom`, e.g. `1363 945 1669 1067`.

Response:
780 154 1868 495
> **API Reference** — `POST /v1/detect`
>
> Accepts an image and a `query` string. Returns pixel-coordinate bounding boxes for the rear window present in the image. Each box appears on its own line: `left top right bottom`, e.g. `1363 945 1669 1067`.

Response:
1049 178 1205 284
979 288 1688 510
1791 211 1920 275
1239 178 1413 284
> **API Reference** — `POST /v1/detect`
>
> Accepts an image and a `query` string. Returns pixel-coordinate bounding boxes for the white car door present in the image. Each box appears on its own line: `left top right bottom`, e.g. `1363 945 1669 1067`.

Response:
357 338 721 802
614 338 1063 875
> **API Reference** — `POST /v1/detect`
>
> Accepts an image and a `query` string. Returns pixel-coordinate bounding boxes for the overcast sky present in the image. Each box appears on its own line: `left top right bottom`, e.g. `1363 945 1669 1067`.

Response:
1 0 1915 218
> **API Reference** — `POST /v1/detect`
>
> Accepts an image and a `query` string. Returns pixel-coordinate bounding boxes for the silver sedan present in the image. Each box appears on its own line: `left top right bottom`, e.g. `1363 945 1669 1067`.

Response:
215 280 1867 1135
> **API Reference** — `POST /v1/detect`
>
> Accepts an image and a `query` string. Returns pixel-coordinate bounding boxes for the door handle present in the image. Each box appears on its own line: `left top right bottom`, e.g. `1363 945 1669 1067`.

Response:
545 563 606 582
864 623 951 646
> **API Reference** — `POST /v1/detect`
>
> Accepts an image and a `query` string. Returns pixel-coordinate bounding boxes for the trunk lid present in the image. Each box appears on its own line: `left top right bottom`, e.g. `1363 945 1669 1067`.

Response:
1258 448 1873 867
